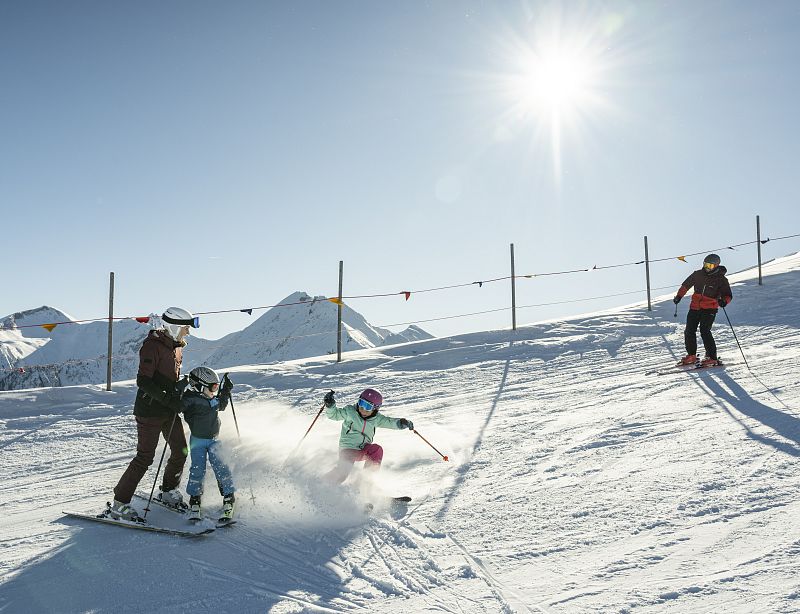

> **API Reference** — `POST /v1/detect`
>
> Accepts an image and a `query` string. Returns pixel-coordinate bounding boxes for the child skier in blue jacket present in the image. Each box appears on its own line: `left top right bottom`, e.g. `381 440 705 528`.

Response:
322 388 414 483
182 367 236 522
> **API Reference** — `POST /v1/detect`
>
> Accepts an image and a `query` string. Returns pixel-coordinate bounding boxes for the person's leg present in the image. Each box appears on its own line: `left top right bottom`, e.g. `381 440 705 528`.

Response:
684 309 701 356
699 309 718 359
113 416 165 504
161 415 188 492
361 444 384 471
325 448 361 484
185 436 210 498
207 439 236 497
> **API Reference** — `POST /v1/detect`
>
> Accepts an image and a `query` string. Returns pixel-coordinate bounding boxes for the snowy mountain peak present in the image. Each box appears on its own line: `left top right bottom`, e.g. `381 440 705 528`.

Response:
0 306 74 338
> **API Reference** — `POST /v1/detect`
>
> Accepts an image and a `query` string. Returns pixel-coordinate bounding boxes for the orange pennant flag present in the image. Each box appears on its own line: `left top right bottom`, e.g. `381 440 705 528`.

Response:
42 323 58 332
402 291 411 301
328 297 343 306
677 256 687 263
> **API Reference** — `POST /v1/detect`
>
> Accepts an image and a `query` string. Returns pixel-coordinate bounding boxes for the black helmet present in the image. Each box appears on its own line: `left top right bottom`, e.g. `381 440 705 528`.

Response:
703 254 721 266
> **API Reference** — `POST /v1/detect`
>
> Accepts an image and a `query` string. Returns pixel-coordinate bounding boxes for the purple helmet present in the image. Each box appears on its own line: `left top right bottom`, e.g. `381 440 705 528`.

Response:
358 388 383 411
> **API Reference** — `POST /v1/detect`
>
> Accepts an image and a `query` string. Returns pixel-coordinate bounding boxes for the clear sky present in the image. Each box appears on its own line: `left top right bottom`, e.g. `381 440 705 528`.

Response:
2 1 799 341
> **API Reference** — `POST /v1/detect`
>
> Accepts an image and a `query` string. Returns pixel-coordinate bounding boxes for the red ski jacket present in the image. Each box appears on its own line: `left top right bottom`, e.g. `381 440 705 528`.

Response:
676 266 733 311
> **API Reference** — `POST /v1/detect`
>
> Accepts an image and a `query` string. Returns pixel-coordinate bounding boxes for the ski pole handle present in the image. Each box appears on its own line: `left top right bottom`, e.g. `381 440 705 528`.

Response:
412 429 449 462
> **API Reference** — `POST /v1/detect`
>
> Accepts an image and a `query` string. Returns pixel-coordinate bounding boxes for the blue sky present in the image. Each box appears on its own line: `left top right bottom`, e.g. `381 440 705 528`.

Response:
2 1 799 340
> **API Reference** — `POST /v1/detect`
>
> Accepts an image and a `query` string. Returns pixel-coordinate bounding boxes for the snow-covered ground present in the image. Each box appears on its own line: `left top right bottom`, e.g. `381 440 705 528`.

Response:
1 254 799 613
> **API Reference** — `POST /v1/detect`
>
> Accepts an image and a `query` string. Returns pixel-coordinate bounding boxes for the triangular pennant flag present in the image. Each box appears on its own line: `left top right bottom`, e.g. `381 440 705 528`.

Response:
402 291 411 301
677 256 687 263
524 275 533 279
761 238 770 244
477 281 483 288
42 323 57 332
328 297 343 306
592 265 598 270
135 316 150 324
240 309 253 316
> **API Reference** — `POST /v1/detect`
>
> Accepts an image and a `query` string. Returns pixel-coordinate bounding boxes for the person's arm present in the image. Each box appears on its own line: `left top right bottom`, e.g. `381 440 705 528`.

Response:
326 403 348 421
374 413 407 430
718 277 733 306
674 272 695 302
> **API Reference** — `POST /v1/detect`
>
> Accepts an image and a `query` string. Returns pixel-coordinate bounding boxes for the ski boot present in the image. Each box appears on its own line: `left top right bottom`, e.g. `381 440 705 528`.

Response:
188 495 202 523
220 493 235 524
699 356 721 368
108 500 144 523
677 354 698 367
157 488 188 512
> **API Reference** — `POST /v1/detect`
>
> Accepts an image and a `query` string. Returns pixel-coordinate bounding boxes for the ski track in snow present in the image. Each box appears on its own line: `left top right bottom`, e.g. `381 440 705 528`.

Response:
2 254 800 612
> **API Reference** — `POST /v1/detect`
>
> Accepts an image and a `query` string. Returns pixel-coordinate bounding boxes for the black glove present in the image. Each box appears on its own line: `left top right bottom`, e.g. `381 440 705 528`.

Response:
397 418 414 430
221 373 233 394
323 390 336 407
673 296 681 305
718 297 726 308
165 390 184 413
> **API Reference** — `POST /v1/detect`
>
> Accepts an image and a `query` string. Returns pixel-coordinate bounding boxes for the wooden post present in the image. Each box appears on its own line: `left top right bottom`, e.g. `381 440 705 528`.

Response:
756 215 763 286
644 236 652 311
337 260 343 363
510 243 517 331
106 271 114 391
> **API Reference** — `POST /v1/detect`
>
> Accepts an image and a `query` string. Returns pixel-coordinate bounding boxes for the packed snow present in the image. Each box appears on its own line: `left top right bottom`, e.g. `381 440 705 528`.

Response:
1 254 799 612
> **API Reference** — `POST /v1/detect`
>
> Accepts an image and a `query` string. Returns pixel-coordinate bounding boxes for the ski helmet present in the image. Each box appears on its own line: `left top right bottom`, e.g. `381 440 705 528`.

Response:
161 306 198 340
358 388 383 413
188 366 220 395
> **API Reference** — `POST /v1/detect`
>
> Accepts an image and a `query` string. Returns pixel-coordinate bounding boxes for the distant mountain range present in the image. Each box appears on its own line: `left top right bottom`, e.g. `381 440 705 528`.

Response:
0 293 432 390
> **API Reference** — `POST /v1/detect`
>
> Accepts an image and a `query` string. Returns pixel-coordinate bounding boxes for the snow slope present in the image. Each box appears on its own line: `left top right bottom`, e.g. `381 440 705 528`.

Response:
1 254 799 612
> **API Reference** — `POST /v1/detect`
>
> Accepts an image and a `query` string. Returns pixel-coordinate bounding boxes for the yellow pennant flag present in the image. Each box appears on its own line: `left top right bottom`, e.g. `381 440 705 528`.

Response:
328 297 343 306
677 256 687 263
42 323 58 332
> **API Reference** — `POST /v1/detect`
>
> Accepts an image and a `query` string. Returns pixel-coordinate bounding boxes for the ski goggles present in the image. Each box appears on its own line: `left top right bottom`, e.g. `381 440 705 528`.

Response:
163 314 200 328
357 398 377 412
207 382 219 392
703 262 718 271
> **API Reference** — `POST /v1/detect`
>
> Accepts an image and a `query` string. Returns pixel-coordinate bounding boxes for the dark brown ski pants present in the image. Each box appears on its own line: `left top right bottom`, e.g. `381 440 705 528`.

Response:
113 414 188 504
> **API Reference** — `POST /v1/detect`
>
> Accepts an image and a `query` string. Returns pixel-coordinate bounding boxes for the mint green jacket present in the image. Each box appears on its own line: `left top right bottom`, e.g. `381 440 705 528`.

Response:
326 403 402 450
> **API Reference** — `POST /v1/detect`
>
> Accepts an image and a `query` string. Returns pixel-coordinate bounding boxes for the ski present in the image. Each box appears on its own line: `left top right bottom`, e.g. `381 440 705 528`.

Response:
364 496 412 514
135 492 235 527
648 361 727 377
391 496 412 502
63 509 214 538
134 491 188 514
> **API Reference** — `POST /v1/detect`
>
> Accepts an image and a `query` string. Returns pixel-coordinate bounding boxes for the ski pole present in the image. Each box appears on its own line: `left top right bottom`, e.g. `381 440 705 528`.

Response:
223 374 255 504
412 429 449 462
224 374 241 439
721 304 751 371
143 412 178 519
282 400 327 467
674 303 678 318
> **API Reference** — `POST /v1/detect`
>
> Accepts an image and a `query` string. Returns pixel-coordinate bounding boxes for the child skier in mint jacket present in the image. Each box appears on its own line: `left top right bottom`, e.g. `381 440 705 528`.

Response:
322 388 413 483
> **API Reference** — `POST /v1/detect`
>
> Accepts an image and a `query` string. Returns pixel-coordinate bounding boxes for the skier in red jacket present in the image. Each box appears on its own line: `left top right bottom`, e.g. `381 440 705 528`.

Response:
673 254 733 367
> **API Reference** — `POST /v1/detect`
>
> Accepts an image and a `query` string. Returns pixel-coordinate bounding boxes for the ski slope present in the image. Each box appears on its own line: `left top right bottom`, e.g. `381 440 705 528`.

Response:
1 254 799 613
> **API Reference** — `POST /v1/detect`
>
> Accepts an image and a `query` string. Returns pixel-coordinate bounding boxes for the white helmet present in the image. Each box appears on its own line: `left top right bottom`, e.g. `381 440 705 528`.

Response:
188 366 220 397
161 306 198 340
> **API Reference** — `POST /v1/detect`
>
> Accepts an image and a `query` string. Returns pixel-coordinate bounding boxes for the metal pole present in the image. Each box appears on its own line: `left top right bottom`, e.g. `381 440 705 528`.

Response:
644 236 652 311
106 271 114 391
510 243 517 331
756 215 763 286
337 260 343 363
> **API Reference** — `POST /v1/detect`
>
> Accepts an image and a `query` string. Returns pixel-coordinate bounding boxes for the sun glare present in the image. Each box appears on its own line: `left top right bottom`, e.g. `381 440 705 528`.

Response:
517 52 596 111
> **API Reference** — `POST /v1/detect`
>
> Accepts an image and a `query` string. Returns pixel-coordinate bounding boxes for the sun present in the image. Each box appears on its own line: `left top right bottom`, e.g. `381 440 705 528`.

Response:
510 45 601 121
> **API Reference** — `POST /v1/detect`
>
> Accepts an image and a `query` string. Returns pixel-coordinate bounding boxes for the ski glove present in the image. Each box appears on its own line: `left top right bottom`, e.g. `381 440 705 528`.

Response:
323 390 336 407
221 373 234 394
717 297 727 308
672 296 681 305
397 418 414 430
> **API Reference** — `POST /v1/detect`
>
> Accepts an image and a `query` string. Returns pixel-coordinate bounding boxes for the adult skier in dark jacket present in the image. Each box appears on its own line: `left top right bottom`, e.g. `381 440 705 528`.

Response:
673 254 733 367
110 307 198 521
